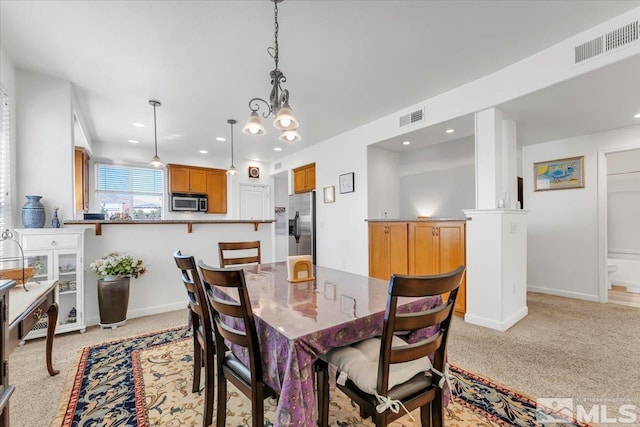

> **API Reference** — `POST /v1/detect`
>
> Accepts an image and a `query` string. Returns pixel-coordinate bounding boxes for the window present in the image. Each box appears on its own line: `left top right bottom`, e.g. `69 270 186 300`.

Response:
95 163 164 220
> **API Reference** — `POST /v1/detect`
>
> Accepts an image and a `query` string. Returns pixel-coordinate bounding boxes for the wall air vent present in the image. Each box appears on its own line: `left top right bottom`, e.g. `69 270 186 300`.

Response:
399 108 424 128
274 162 282 170
605 21 638 52
575 21 638 64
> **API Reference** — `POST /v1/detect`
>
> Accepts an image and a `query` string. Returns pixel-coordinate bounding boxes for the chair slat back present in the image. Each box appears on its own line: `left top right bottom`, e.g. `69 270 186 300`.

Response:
218 241 261 267
173 250 212 330
198 261 263 380
377 265 465 395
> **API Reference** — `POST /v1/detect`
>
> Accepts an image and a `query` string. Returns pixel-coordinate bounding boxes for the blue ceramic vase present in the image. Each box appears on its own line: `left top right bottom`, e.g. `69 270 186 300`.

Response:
22 195 46 228
51 208 61 228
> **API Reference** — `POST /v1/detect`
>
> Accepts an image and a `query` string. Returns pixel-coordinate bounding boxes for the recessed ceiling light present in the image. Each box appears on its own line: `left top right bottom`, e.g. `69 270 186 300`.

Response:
128 139 139 144
216 137 226 142
132 122 145 127
253 158 261 162
273 147 283 151
164 133 182 140
634 113 640 118
402 141 411 145
446 129 455 133
199 150 208 154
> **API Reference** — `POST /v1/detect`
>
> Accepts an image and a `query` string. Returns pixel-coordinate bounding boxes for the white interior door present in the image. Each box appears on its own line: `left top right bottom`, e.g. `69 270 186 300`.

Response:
239 183 270 220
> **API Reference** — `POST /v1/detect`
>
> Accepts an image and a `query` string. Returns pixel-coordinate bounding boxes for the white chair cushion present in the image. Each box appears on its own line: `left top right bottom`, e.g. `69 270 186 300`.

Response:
325 335 432 395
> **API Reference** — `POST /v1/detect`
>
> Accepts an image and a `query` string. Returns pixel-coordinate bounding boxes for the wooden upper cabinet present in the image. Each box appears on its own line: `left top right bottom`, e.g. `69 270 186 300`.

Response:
74 147 90 212
293 163 316 193
167 164 207 194
368 222 408 281
206 169 227 214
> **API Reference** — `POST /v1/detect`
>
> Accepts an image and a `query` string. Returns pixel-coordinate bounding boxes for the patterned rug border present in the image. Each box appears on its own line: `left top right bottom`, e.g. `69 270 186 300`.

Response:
52 325 190 427
450 365 591 427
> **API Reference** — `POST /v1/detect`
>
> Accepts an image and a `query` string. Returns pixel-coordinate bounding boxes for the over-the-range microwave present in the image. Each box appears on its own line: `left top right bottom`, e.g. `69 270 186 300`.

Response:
170 193 208 212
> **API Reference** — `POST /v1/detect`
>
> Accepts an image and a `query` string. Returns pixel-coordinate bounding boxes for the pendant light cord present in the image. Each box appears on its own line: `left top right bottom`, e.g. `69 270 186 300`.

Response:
153 103 158 157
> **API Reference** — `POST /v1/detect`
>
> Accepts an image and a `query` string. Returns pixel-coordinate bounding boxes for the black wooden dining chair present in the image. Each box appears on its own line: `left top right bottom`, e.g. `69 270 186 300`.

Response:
173 250 215 427
218 241 261 267
317 265 466 427
197 261 277 427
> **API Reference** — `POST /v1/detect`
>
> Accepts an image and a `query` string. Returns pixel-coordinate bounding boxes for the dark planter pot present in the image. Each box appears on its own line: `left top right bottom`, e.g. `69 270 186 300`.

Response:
97 276 130 328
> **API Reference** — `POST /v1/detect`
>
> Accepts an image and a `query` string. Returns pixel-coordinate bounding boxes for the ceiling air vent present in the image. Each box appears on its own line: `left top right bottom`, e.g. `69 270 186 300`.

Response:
575 21 638 64
399 108 424 128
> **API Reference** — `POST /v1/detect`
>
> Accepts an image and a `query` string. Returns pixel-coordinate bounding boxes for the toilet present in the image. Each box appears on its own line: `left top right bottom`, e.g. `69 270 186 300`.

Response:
607 262 618 289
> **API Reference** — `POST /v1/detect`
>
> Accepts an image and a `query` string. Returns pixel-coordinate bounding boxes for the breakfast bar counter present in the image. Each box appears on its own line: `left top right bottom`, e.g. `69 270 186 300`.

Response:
64 219 275 235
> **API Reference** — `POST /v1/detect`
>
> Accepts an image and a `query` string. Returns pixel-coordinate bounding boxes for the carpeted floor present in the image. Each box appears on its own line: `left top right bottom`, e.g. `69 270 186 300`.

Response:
8 292 640 426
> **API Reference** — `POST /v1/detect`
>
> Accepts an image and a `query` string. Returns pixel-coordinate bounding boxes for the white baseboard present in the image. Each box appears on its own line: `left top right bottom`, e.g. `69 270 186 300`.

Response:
464 306 528 332
527 286 600 302
86 302 187 327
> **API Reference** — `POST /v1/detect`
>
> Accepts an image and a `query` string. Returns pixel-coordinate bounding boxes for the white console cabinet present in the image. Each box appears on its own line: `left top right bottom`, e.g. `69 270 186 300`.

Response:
15 228 86 338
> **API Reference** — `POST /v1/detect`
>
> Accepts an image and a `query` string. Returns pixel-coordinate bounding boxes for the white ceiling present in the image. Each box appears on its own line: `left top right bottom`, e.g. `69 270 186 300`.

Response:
1 0 639 164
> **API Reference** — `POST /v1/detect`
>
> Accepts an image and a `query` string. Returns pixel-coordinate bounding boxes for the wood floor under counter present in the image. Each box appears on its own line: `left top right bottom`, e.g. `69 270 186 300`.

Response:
368 219 467 316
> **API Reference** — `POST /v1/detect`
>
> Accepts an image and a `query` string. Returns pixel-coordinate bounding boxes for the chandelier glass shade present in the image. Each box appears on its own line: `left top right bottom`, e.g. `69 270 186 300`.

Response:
148 100 163 168
242 0 300 143
227 119 238 176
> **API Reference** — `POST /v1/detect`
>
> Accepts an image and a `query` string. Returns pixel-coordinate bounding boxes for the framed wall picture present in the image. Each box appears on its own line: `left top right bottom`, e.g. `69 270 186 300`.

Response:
534 156 584 191
339 172 354 194
323 186 335 203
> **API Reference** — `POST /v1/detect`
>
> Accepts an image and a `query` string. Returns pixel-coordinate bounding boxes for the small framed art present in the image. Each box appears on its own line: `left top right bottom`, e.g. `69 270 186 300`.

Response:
339 172 354 194
534 156 584 191
323 186 335 203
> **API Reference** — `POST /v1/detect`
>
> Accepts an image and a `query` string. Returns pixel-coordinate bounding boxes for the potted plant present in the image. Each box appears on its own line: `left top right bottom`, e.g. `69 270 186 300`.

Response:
89 252 146 328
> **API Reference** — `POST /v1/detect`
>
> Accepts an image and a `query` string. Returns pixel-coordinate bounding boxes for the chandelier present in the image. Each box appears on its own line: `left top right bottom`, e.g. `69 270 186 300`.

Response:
242 0 300 143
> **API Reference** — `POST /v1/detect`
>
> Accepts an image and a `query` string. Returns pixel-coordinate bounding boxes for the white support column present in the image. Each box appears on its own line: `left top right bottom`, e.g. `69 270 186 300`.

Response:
464 108 528 331
475 108 502 209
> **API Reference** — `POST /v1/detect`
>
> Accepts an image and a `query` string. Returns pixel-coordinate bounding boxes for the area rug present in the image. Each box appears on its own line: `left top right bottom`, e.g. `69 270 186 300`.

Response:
51 326 588 427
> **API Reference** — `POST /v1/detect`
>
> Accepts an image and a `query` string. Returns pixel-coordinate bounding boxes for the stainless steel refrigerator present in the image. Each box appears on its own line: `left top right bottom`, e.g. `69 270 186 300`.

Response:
288 191 316 264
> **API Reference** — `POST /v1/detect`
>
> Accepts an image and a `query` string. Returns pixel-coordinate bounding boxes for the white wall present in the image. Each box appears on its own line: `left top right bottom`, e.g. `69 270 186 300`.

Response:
398 136 475 218
77 222 274 326
367 146 399 219
0 46 17 230
273 172 289 261
523 125 640 300
16 69 74 227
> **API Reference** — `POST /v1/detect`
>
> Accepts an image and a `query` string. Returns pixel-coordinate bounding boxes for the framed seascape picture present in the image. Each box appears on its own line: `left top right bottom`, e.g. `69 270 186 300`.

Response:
534 156 584 191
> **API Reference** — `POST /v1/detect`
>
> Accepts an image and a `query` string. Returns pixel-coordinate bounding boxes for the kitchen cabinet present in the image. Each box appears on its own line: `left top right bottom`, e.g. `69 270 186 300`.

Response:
206 169 227 214
408 221 466 316
368 222 408 281
369 220 467 316
167 164 207 194
293 163 316 193
74 147 90 212
15 228 86 337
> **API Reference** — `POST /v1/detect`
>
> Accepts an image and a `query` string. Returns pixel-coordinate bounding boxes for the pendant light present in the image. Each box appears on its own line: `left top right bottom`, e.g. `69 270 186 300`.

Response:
148 100 163 168
226 119 238 176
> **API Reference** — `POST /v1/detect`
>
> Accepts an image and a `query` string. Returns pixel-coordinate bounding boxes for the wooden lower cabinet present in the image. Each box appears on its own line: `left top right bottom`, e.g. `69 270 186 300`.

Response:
368 222 408 281
369 220 467 316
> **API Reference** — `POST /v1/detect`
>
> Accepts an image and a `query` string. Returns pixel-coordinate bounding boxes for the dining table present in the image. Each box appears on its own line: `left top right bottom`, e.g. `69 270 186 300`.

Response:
218 262 442 427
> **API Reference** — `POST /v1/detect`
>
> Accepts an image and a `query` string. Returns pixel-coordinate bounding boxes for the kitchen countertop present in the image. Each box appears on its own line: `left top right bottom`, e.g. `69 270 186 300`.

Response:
64 219 275 235
365 218 468 222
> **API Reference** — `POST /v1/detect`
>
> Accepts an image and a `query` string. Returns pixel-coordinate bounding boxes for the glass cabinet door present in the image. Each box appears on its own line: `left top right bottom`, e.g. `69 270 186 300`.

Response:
55 251 80 327
25 253 51 282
